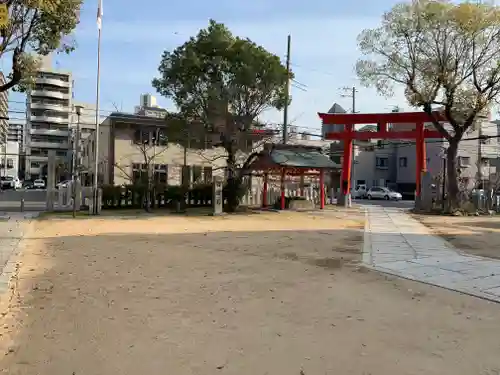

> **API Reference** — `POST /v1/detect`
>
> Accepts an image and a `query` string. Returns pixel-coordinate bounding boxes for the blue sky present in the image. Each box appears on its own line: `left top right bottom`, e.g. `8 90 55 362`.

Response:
7 0 411 134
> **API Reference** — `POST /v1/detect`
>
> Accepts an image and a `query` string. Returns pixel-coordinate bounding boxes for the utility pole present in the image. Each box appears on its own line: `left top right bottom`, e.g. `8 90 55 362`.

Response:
283 34 291 144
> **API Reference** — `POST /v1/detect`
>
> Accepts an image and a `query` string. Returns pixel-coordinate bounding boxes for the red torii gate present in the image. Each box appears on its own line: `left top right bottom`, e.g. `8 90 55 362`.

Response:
318 111 446 199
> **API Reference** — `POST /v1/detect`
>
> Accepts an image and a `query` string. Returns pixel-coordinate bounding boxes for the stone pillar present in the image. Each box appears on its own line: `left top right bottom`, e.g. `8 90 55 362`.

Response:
212 176 223 215
74 179 82 211
46 150 56 211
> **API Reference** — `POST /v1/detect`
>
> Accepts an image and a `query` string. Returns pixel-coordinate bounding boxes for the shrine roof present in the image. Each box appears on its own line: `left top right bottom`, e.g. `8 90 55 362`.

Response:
249 144 340 170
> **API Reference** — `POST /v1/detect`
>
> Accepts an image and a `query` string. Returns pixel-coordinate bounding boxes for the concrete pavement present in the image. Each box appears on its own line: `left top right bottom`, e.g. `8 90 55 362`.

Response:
363 205 500 302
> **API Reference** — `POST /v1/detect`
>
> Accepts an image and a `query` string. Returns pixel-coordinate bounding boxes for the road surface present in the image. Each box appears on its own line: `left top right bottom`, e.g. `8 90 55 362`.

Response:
0 190 46 211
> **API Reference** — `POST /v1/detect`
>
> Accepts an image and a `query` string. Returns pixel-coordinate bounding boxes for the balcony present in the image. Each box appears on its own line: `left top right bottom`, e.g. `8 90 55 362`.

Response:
35 77 70 88
31 114 69 124
29 141 69 149
30 101 69 111
28 155 49 162
31 90 70 100
480 143 500 158
30 128 69 137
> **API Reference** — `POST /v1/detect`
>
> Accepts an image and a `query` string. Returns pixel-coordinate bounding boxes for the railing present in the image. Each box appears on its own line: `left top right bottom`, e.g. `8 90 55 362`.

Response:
100 183 323 210
35 78 70 87
31 90 69 100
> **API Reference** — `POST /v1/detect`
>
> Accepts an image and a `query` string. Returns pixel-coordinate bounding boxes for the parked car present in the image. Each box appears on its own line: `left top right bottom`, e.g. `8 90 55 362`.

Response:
33 179 46 189
0 176 22 190
352 184 368 199
23 181 34 189
366 187 402 201
56 180 72 189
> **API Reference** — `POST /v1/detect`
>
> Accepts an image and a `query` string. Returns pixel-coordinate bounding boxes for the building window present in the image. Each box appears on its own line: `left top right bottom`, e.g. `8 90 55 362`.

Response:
152 128 168 146
459 156 470 167
399 157 407 167
6 159 13 169
153 164 168 184
376 157 389 168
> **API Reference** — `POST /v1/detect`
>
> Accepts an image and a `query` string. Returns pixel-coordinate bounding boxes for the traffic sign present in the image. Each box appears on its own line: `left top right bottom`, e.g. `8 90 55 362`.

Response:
0 4 8 28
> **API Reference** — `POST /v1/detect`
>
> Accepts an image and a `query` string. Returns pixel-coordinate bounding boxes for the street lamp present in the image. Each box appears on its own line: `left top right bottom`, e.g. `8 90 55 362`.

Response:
73 105 83 181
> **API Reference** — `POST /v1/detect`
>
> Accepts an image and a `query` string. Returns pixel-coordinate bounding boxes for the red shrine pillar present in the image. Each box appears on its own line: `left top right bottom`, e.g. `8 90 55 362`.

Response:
415 122 425 198
262 173 268 207
280 169 286 210
341 124 354 204
319 169 325 209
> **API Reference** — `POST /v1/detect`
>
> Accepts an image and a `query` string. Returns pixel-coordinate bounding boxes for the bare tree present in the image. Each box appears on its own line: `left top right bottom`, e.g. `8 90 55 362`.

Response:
113 131 169 211
356 0 500 211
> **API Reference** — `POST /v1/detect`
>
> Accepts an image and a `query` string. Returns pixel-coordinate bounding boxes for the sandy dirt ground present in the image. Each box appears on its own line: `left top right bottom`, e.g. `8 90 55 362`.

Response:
1 209 500 375
416 214 500 259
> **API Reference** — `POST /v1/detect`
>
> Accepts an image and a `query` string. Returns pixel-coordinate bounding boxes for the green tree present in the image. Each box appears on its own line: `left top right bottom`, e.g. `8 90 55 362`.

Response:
0 0 81 92
356 0 500 211
152 19 290 211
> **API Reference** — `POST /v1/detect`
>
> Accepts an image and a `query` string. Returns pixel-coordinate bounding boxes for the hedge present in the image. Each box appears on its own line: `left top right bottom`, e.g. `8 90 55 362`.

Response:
101 183 214 209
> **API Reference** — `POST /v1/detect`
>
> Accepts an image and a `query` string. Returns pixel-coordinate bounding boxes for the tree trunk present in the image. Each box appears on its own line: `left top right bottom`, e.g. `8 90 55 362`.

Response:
225 150 240 212
446 140 459 212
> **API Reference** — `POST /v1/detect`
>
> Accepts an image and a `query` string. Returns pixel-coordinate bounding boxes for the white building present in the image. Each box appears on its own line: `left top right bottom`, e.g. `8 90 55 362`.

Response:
1 141 20 178
25 55 73 180
140 93 158 108
70 101 107 175
8 122 24 147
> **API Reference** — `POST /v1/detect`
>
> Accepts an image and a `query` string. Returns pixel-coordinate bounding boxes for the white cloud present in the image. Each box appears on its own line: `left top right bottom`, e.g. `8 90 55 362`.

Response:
72 14 410 128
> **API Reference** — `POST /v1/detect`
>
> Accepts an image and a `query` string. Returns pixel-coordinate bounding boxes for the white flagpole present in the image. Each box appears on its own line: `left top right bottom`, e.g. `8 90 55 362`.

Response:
93 0 102 214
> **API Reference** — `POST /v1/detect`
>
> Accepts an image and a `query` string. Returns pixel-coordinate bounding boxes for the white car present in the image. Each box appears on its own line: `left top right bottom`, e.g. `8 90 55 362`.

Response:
33 179 46 189
352 184 368 199
366 187 402 200
56 180 72 189
0 176 22 190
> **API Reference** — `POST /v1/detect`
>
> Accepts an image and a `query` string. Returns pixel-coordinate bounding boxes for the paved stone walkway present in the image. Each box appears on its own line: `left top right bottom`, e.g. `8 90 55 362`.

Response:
363 206 500 302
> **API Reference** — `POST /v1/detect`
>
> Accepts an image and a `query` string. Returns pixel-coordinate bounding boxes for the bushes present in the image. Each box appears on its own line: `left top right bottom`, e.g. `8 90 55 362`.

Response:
101 183 214 210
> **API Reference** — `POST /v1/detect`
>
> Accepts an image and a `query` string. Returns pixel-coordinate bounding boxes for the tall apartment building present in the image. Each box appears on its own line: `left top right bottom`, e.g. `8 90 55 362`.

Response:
0 72 8 144
25 55 73 180
8 122 24 147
